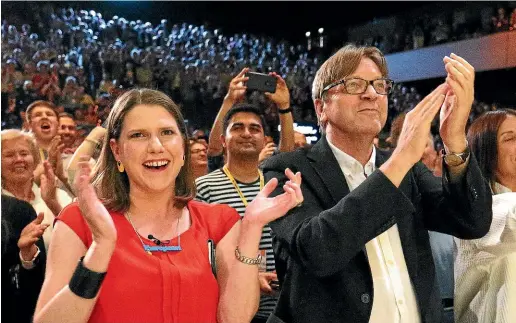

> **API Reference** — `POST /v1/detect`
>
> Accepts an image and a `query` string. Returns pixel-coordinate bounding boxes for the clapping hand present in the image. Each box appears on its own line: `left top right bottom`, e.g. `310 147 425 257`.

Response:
391 84 448 168
440 53 475 153
40 161 58 205
244 168 303 227
18 212 49 261
74 156 117 244
48 135 67 182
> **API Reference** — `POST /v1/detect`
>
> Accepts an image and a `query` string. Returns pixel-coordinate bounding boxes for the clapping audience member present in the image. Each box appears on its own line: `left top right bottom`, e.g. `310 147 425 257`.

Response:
1 129 73 250
34 88 303 323
454 109 516 323
262 45 492 323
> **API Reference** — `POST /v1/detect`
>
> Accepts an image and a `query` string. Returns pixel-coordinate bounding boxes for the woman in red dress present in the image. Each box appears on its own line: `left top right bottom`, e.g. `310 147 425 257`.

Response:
34 88 303 323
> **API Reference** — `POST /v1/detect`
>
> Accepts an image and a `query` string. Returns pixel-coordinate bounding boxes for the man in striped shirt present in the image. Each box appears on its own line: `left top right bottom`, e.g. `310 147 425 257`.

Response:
196 104 280 323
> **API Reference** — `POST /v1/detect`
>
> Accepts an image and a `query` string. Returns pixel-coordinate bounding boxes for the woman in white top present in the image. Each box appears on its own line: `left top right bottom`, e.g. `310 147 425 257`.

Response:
454 109 516 323
1 129 73 251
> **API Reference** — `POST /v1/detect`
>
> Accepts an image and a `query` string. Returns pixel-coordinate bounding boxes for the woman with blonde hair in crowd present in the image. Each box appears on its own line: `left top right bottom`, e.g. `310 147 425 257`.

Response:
34 88 303 323
454 109 516 323
1 129 73 251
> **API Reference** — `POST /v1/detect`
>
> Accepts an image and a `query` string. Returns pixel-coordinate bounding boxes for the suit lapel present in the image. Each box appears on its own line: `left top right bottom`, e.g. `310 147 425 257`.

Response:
307 135 350 204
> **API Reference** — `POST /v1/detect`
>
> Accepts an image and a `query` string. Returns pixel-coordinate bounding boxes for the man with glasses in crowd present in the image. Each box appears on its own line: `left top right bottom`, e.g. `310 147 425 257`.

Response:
262 44 492 323
189 138 209 179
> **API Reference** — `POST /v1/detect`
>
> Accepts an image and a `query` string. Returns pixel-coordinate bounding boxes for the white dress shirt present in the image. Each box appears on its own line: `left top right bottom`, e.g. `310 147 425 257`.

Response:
327 140 421 323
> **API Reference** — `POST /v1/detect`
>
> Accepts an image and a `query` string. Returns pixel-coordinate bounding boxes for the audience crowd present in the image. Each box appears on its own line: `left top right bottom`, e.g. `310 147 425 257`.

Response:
2 3 514 144
1 3 515 323
354 3 516 53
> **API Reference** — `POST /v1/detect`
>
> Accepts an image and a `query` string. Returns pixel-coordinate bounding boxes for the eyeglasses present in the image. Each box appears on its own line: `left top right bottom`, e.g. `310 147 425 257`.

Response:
320 77 394 97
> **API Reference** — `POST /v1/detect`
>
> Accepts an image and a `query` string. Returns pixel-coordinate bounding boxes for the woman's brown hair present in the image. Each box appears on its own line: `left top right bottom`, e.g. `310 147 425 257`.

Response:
312 44 388 101
467 109 516 186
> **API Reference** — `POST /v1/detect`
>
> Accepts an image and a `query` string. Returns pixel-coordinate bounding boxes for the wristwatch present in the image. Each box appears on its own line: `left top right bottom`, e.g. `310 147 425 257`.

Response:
19 246 41 270
442 145 470 167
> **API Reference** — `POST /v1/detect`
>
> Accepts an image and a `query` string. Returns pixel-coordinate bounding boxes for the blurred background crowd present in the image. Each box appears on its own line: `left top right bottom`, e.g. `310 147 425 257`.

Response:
2 2 515 151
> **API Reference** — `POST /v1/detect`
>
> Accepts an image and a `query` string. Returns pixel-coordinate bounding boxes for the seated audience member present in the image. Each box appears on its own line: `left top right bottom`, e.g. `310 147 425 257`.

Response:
33 88 303 323
454 109 516 323
190 138 209 179
1 129 73 250
1 195 47 323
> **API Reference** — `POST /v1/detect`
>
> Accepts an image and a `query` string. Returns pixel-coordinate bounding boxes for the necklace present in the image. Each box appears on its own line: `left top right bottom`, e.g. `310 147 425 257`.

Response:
125 210 183 255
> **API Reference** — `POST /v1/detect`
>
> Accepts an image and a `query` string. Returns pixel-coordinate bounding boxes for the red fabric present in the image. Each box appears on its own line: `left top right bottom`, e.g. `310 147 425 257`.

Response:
57 200 240 323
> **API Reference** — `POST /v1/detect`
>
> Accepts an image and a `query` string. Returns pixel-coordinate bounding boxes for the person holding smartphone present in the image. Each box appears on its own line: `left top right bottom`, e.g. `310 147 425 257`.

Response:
207 67 295 172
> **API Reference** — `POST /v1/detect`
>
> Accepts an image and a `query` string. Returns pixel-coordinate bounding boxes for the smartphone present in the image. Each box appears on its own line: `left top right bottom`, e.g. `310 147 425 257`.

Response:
246 72 277 93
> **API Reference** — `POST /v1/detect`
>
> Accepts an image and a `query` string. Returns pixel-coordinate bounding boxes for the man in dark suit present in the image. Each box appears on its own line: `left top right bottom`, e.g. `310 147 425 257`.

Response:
262 45 492 323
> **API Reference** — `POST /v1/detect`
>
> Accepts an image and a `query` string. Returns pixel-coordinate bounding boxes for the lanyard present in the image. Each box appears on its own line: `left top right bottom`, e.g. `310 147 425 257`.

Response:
222 165 264 207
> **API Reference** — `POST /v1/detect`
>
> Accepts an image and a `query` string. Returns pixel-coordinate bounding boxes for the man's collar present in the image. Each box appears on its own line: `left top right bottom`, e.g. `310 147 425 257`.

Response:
492 182 513 195
327 138 376 176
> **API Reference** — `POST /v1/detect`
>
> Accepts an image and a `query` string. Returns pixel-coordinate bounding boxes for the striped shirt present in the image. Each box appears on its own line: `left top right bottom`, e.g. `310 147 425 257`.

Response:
195 168 277 320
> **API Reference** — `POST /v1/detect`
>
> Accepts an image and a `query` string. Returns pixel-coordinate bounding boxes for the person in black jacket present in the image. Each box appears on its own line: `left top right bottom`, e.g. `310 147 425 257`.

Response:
1 195 48 323
261 45 492 323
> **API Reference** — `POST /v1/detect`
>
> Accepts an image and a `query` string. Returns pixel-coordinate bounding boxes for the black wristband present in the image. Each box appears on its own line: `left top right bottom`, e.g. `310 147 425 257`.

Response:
69 257 107 299
278 107 293 114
